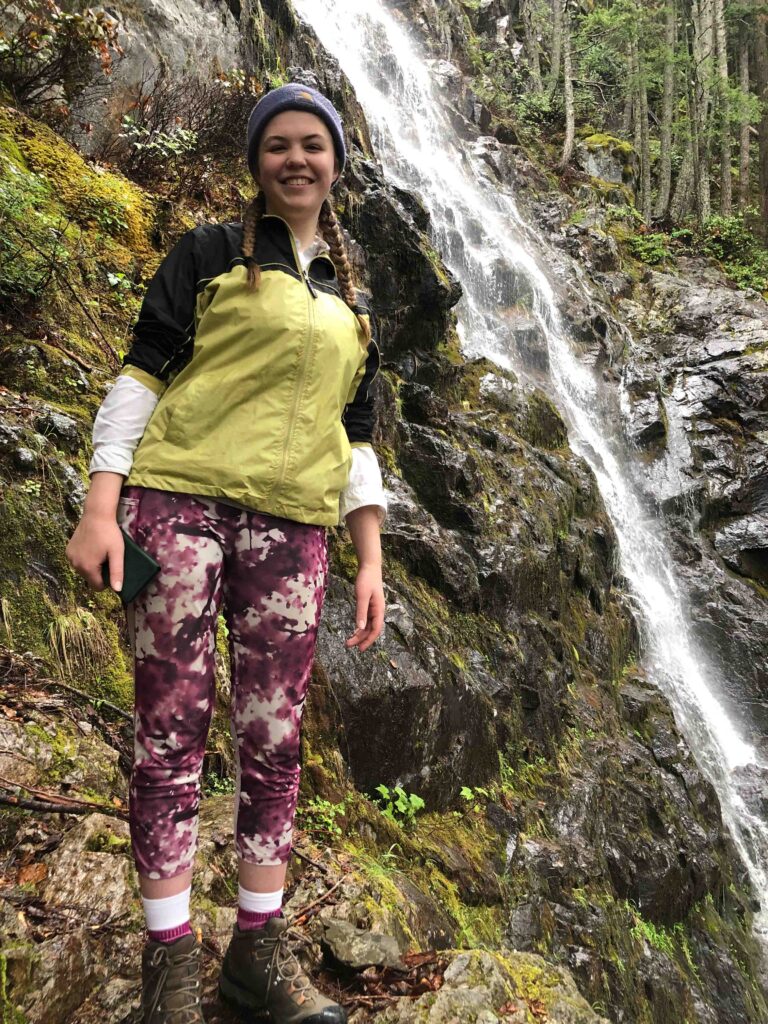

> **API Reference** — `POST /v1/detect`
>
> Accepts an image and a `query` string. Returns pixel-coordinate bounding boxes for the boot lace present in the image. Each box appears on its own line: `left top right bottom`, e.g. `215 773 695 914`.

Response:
267 924 316 1002
146 943 204 1023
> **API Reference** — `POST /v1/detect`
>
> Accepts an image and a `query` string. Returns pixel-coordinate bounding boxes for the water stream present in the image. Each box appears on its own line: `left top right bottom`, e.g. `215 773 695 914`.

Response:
291 0 768 959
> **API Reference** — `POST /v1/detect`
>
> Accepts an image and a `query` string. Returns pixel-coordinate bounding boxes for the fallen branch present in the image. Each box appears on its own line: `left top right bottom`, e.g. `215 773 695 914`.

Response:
290 874 347 927
291 844 333 874
0 773 125 815
0 792 128 820
0 645 132 721
36 677 132 722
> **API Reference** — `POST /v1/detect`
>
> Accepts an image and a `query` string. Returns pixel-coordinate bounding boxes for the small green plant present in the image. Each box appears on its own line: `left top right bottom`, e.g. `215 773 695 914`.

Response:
459 784 490 813
629 232 672 265
118 115 199 163
297 796 346 837
372 783 425 827
19 479 41 497
202 770 235 796
699 214 768 292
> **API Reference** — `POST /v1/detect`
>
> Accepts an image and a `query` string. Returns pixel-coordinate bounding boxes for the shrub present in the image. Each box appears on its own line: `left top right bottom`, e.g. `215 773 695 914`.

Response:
628 232 671 265
700 214 768 292
92 63 260 196
0 0 123 121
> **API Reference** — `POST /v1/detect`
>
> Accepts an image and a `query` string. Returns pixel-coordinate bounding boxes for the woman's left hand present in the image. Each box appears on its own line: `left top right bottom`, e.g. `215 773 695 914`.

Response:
346 563 385 652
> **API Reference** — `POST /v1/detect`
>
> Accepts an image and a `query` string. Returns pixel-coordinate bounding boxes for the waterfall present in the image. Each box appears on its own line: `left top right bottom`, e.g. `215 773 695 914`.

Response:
291 0 768 958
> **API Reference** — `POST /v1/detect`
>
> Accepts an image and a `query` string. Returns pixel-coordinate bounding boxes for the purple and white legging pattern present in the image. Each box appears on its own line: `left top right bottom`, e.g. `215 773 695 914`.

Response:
118 486 329 881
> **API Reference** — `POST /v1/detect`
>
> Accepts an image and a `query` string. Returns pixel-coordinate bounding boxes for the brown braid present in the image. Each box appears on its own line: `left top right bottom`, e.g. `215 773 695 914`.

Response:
318 198 372 350
241 191 267 290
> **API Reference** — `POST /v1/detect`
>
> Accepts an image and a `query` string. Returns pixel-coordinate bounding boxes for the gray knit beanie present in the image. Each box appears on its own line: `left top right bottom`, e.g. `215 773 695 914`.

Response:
246 83 346 180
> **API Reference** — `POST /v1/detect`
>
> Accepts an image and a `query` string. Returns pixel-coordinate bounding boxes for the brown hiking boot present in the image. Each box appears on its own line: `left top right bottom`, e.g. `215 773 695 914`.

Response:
140 932 205 1024
219 913 346 1023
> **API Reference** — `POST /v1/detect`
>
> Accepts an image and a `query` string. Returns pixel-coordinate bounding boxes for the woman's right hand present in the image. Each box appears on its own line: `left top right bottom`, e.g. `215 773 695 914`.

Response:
66 512 125 591
66 471 126 591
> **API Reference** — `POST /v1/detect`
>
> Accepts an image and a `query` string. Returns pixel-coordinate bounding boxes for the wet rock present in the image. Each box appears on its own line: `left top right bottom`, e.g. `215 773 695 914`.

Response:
321 919 403 968
346 182 462 357
713 513 768 585
316 572 499 808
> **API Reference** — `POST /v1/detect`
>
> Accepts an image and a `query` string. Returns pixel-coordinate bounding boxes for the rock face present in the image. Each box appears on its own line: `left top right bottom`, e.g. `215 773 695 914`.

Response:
613 262 768 747
68 0 242 157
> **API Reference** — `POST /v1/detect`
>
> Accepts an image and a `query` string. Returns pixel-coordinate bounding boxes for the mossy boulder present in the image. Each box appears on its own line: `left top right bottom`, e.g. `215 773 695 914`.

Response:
575 133 638 190
376 948 609 1023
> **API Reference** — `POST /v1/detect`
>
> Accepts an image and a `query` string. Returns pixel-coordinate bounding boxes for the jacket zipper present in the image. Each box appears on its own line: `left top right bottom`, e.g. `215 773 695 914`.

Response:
270 232 317 497
266 213 318 299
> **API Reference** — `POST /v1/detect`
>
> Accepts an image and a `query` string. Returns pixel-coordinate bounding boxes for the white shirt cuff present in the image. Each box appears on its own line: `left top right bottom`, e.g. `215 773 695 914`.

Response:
339 445 388 527
88 374 158 477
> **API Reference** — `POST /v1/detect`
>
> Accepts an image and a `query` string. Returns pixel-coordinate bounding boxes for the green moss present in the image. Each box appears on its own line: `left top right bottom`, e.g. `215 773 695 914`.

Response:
0 107 155 263
0 950 31 1024
84 829 130 854
421 240 451 288
583 133 635 163
23 720 78 782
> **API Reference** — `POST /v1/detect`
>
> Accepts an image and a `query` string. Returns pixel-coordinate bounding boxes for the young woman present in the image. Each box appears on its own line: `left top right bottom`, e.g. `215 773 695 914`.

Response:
66 83 387 1024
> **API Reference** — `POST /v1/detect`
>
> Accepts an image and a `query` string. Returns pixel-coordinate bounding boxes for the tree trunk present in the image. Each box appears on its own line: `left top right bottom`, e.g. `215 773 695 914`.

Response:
713 0 731 214
631 33 652 223
654 0 677 221
692 0 714 222
547 0 563 100
738 19 750 211
558 1 575 168
756 11 768 238
522 0 543 93
622 56 634 137
671 144 696 221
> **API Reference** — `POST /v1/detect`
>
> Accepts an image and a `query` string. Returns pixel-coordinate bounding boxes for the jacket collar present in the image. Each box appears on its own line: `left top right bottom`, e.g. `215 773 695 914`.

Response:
258 213 335 280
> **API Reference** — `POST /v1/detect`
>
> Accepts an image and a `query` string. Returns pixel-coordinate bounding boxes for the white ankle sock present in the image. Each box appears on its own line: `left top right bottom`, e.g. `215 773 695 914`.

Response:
238 884 283 914
142 886 191 932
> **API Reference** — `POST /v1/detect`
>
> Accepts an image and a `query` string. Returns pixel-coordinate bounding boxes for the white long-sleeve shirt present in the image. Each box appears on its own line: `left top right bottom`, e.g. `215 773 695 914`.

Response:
90 233 387 527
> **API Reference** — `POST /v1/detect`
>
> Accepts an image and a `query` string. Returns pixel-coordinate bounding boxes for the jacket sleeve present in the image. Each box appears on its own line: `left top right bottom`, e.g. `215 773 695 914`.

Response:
341 298 381 445
88 374 158 477
120 226 203 392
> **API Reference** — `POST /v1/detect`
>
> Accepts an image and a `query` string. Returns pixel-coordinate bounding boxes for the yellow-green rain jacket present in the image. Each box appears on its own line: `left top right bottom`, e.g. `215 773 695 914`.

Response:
121 215 381 526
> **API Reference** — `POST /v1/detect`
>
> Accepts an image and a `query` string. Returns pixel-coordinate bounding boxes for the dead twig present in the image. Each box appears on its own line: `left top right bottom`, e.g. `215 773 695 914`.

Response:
0 792 128 820
0 772 124 815
36 676 132 722
289 874 347 927
291 844 333 874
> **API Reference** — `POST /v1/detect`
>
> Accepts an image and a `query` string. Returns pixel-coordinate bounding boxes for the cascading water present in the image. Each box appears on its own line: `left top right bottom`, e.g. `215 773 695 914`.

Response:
291 0 768 960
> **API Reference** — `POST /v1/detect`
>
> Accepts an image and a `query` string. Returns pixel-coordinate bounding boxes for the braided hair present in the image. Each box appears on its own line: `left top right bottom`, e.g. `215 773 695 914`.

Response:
241 193 372 350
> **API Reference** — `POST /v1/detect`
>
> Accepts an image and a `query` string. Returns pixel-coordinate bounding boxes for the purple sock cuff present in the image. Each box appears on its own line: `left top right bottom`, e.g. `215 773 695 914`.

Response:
237 906 283 930
148 921 193 944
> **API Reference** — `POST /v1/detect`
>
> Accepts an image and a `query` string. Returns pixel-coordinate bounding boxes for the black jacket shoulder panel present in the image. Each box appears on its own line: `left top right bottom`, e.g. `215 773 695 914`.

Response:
342 291 381 445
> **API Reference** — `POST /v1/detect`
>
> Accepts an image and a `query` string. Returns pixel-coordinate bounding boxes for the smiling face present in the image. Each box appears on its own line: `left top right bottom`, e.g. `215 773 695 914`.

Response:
253 109 339 224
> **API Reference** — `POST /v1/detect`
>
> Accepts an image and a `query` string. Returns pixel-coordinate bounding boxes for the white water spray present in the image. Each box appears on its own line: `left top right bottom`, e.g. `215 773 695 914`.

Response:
292 0 768 955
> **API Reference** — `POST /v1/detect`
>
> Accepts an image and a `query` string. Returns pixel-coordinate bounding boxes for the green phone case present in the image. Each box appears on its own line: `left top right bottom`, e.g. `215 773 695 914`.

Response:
101 529 161 605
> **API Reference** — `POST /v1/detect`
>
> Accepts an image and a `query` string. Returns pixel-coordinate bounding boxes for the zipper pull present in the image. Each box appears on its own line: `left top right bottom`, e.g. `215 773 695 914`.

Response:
305 273 317 299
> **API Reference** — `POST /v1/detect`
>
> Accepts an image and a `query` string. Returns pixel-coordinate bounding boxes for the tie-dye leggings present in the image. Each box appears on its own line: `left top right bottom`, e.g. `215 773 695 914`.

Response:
116 486 328 880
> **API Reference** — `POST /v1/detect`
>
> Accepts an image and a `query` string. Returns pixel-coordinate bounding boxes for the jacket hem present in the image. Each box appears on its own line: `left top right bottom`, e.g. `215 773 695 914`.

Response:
124 473 339 527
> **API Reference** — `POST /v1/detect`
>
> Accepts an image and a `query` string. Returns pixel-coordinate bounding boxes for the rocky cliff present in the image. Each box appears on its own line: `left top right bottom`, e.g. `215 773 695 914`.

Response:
0 1 767 1022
